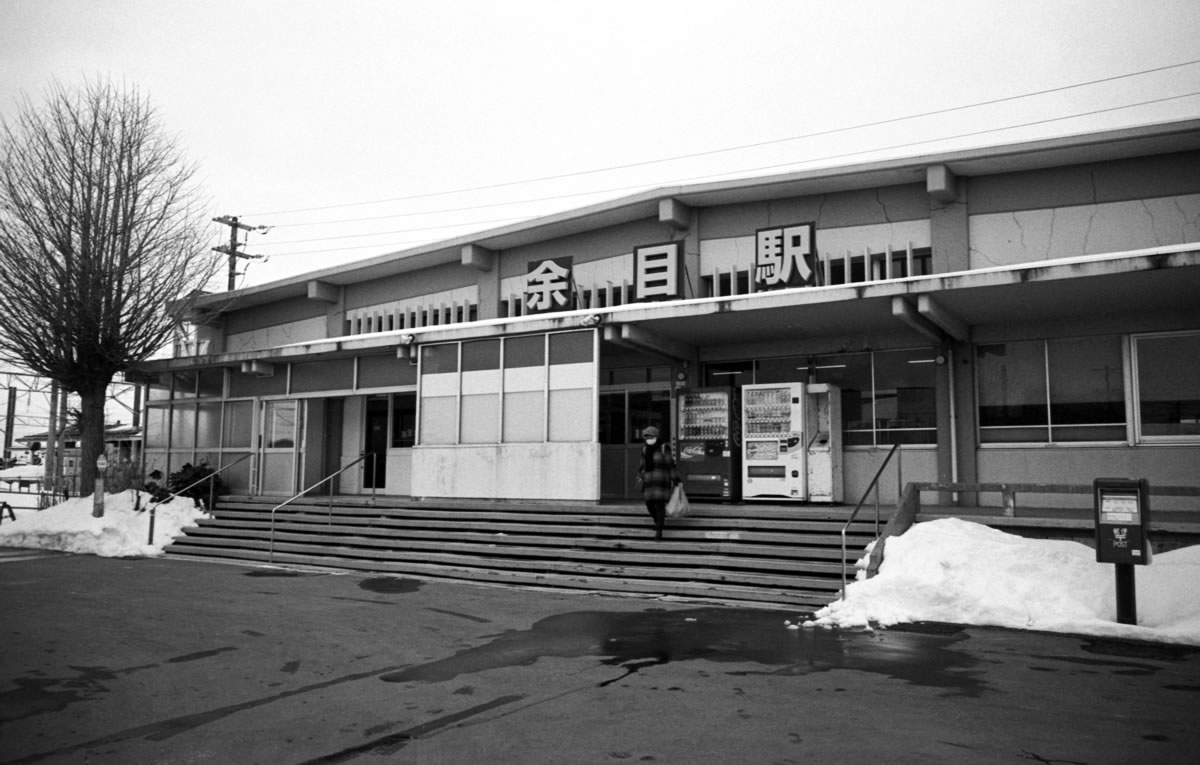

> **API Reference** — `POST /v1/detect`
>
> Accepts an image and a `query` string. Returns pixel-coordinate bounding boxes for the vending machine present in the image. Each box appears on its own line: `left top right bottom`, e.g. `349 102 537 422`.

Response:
742 383 807 500
741 383 842 502
677 388 741 500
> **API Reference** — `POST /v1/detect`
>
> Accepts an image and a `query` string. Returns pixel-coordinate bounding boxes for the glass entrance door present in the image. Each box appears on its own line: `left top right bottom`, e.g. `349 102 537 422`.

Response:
259 400 304 495
599 387 672 499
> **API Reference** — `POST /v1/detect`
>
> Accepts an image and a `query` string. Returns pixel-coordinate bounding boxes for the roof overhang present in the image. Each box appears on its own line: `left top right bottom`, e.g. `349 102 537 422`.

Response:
138 244 1200 373
192 119 1200 316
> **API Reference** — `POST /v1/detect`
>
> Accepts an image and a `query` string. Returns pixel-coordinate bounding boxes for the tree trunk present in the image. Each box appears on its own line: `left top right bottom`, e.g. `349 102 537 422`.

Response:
77 379 110 495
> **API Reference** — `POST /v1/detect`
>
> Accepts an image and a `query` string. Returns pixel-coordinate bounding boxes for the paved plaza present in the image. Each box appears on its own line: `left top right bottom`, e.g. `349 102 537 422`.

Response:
2 551 1198 764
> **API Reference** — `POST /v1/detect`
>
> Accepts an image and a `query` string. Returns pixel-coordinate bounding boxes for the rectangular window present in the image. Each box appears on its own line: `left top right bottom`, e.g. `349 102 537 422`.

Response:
978 336 1126 444
391 393 416 448
417 332 595 445
812 353 875 446
872 349 938 445
1135 332 1200 441
222 401 253 448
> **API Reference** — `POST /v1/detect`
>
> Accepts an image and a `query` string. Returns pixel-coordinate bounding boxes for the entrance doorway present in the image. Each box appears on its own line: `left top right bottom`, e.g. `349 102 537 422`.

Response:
259 400 304 495
364 395 389 489
600 387 673 499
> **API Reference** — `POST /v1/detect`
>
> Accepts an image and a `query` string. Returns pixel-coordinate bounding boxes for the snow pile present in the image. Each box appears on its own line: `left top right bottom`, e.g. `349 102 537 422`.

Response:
0 491 209 557
807 518 1200 645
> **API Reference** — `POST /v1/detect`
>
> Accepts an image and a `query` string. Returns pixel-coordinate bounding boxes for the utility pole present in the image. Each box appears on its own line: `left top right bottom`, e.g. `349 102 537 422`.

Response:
212 215 267 290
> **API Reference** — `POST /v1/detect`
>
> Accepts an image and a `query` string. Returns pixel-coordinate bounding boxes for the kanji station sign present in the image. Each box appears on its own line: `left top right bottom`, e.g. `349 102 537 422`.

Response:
634 241 682 301
754 222 816 290
525 257 575 314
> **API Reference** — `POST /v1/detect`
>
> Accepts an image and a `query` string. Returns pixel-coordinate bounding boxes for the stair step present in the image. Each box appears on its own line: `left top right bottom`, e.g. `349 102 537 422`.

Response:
165 496 872 610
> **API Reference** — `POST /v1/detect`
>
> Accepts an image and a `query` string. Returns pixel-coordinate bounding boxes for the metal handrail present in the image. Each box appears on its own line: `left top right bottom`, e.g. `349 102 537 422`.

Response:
145 454 255 544
268 452 377 563
840 443 901 598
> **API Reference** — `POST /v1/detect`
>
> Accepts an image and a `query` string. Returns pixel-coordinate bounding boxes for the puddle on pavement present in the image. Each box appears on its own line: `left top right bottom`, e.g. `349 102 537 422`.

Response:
380 607 987 695
358 577 423 594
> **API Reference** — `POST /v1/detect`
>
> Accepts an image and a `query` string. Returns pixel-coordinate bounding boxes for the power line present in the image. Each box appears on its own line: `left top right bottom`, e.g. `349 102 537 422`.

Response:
247 90 1200 256
248 58 1200 219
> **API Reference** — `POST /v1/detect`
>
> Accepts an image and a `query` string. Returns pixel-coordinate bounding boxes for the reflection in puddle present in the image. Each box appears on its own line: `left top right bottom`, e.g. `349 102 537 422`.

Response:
381 607 986 695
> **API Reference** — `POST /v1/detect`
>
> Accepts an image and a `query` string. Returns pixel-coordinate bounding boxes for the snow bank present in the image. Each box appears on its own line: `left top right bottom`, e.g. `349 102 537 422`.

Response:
805 518 1200 645
0 491 209 557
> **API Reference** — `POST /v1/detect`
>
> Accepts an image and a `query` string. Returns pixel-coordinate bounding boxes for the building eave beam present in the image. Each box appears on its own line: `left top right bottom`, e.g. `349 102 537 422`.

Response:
603 323 695 362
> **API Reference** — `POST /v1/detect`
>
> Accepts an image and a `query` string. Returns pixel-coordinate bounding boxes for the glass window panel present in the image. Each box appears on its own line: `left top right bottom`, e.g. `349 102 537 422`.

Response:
598 392 627 445
222 401 253 447
196 402 221 448
755 356 807 384
391 393 417 448
197 368 225 398
704 362 753 388
462 339 501 372
1137 333 1200 438
549 388 592 441
977 342 1047 430
291 359 354 393
549 331 592 365
264 401 297 448
503 391 544 442
421 344 459 375
171 371 198 399
228 371 286 398
170 405 195 449
813 353 873 434
419 396 457 444
504 335 545 368
460 394 499 443
874 349 937 433
1048 336 1125 428
145 406 169 448
219 452 252 493
147 374 171 402
358 354 417 388
627 390 672 442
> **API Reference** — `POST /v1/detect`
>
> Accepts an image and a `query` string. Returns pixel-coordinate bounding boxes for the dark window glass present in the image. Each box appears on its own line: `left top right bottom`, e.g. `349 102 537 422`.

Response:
504 335 545 368
462 339 501 371
391 393 417 447
549 331 593 365
421 344 458 375
1137 333 1200 438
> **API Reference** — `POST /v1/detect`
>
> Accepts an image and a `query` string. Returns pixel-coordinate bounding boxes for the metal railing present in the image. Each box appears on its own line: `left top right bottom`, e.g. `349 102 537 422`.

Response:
840 443 901 598
268 452 377 563
145 454 255 544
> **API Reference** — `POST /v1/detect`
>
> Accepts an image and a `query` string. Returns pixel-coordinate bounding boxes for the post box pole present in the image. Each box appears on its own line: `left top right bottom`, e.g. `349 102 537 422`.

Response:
1115 563 1137 625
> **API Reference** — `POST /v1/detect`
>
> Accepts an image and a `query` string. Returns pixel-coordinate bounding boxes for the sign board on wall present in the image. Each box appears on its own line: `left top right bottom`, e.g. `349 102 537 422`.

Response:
634 241 683 301
754 222 816 291
525 257 576 314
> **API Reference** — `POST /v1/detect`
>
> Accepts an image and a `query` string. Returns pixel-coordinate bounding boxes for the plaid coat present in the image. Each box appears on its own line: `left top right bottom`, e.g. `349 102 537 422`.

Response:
638 443 679 502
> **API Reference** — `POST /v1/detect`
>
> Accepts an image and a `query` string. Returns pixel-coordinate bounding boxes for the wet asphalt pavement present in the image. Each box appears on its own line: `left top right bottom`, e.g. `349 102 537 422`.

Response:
2 552 1198 764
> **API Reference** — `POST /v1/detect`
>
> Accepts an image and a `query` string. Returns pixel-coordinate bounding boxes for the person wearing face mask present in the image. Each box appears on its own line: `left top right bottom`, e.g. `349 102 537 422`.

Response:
636 426 680 540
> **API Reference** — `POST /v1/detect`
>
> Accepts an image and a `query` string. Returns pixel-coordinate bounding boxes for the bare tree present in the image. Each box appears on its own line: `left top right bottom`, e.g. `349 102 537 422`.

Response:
0 78 220 493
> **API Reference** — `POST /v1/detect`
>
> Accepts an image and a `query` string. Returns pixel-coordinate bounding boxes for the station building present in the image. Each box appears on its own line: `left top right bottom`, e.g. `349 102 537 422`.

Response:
133 120 1200 511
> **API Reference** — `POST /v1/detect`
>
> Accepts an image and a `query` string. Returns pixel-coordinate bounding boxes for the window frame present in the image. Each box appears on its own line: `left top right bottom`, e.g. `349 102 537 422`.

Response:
1131 330 1200 445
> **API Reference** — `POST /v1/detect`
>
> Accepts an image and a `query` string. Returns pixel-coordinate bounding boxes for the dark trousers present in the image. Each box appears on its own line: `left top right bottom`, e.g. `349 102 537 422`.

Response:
645 500 666 536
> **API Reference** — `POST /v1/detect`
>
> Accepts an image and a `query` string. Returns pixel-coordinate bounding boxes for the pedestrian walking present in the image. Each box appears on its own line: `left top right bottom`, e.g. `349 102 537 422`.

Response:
636 426 679 540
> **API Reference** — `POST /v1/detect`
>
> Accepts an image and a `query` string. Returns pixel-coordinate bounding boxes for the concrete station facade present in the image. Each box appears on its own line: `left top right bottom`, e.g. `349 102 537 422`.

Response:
133 120 1200 510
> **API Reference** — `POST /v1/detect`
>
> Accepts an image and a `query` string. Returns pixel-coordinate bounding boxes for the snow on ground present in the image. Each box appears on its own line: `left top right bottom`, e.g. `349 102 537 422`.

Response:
1 496 1197 646
0 490 208 558
804 518 1200 646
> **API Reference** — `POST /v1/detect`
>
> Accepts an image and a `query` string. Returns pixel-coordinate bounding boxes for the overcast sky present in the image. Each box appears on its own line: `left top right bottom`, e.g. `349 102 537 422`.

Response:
2 0 1198 289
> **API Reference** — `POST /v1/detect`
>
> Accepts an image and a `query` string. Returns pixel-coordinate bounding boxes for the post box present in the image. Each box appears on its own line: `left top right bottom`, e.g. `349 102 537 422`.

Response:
1093 478 1151 565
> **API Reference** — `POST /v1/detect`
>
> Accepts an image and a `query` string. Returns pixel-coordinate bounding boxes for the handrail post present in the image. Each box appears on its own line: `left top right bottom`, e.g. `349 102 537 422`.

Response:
371 452 378 504
841 442 901 599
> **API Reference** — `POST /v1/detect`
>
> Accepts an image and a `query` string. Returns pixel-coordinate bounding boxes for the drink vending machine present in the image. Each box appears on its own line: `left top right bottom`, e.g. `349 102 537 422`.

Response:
741 383 842 502
677 388 741 500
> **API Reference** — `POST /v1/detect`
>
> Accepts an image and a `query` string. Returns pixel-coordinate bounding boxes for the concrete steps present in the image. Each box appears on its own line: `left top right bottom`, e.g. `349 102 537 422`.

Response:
164 496 880 610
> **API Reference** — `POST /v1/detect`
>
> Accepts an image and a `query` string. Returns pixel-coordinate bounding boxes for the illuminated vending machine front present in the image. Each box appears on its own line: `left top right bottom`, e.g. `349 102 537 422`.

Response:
677 388 741 500
741 383 807 501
